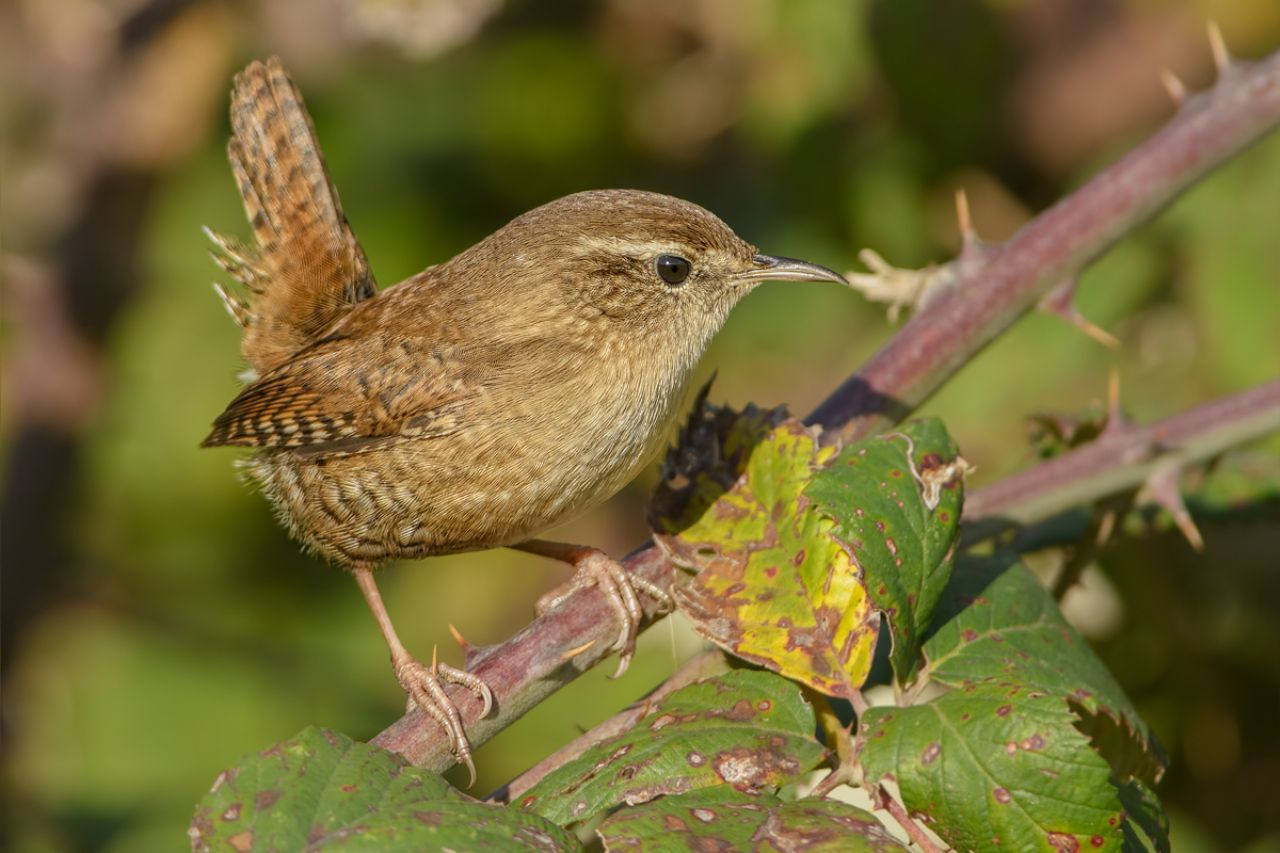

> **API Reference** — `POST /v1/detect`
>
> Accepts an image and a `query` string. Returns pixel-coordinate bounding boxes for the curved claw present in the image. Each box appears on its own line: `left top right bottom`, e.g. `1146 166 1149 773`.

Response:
534 549 674 678
608 567 677 678
611 647 635 680
393 656 494 787
437 661 495 719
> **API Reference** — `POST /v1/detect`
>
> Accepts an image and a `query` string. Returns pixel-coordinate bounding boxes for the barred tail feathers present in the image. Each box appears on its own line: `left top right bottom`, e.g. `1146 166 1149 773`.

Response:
206 57 376 374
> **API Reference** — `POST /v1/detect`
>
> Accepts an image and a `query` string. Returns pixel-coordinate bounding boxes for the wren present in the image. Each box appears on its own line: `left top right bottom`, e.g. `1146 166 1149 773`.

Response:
202 58 850 780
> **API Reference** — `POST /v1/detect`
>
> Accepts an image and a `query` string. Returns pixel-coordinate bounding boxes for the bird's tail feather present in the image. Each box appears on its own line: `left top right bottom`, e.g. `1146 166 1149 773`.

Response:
205 57 376 375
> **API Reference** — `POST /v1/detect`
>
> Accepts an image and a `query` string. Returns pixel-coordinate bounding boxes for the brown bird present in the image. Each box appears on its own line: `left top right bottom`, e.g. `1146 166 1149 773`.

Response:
202 58 849 780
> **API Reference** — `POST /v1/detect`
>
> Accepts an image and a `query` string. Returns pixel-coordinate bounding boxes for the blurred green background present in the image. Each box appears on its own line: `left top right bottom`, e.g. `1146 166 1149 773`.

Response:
2 0 1278 850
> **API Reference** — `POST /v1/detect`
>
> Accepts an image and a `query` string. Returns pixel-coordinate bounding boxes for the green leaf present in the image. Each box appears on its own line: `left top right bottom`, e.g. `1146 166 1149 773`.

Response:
517 670 825 827
1118 777 1170 852
860 681 1127 852
806 418 964 685
655 418 880 699
597 787 909 852
189 727 577 852
923 561 1165 783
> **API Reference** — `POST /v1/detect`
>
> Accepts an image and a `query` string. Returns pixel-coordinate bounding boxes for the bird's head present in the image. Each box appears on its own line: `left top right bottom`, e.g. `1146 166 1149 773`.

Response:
477 189 847 350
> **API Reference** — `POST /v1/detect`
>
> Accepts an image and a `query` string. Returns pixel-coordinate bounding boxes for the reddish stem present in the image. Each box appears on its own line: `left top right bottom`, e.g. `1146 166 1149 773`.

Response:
372 50 1280 772
963 380 1280 531
878 786 945 853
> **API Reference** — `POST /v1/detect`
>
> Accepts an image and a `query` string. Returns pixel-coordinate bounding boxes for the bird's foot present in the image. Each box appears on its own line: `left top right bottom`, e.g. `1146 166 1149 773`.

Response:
392 651 493 786
535 548 674 677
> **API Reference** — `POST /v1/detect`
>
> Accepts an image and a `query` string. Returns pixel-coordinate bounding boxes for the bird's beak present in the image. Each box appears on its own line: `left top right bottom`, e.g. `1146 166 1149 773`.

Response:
735 254 849 286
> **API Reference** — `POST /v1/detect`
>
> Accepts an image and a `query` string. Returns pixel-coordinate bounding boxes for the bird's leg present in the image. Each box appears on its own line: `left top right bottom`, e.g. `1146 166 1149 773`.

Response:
352 566 493 785
511 540 673 677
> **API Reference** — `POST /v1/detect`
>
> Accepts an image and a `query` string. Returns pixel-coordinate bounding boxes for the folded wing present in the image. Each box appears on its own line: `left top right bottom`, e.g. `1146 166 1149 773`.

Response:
203 333 471 453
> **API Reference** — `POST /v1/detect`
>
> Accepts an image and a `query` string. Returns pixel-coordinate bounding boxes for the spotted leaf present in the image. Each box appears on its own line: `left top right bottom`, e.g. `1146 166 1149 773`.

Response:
924 559 1165 785
655 418 881 700
597 787 909 852
189 726 576 851
1117 777 1169 852
805 417 964 684
517 670 824 828
859 681 1131 852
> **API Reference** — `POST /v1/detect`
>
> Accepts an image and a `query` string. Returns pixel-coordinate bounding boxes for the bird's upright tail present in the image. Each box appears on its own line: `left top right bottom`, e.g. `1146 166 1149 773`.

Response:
205 57 376 377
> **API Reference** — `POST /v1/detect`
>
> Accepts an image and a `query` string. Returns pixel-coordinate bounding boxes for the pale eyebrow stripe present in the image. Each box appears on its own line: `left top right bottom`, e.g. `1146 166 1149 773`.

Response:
575 236 697 258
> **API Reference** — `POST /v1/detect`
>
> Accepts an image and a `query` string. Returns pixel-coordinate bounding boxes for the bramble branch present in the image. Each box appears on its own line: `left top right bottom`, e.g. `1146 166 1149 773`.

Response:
811 47 1280 444
962 380 1280 540
372 46 1280 772
491 649 729 804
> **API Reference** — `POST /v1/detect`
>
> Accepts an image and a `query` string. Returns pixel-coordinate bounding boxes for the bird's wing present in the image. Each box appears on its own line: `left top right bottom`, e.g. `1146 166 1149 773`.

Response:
207 57 377 374
202 332 471 452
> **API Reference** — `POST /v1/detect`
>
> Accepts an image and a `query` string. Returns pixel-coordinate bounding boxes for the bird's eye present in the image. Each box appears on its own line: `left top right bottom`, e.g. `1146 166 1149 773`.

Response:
655 254 691 286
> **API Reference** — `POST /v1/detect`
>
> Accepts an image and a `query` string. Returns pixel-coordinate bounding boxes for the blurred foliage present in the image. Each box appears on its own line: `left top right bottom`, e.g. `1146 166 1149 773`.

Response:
1 0 1277 850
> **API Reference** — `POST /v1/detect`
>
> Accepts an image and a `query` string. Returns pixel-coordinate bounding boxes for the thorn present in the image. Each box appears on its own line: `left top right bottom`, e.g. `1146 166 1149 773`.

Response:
562 639 596 661
1142 464 1205 550
1159 69 1187 105
1107 369 1121 419
448 623 470 653
1207 21 1230 76
1038 277 1119 349
431 644 439 676
1101 368 1130 437
1095 509 1118 549
1076 314 1118 349
955 188 977 249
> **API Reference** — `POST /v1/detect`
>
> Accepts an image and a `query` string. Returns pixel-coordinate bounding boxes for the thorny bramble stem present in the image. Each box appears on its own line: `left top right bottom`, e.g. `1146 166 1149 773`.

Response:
372 48 1280 773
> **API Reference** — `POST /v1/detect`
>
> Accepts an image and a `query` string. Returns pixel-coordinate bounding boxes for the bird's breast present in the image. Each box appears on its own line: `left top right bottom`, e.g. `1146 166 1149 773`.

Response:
489 341 697 533
246 328 705 563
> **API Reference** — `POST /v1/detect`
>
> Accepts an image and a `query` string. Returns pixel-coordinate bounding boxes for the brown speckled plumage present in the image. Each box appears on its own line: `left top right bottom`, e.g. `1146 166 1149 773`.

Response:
202 58 848 776
207 181 764 563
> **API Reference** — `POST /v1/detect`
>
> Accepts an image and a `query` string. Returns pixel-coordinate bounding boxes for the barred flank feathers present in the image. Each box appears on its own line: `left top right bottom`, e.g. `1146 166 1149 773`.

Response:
206 57 376 375
202 376 360 448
